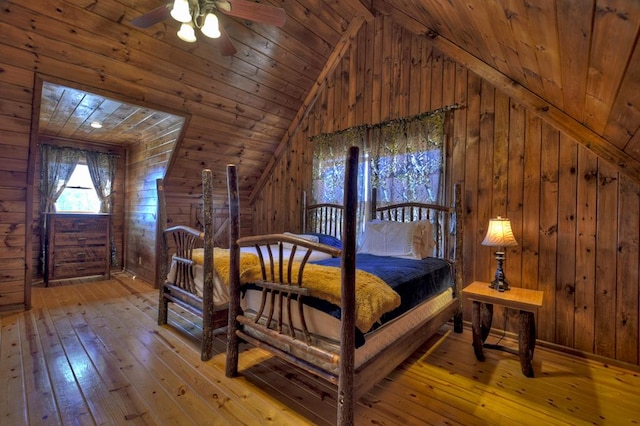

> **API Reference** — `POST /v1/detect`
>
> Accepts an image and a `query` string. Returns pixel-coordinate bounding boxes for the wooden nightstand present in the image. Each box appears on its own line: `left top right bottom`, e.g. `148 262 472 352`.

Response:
462 281 544 377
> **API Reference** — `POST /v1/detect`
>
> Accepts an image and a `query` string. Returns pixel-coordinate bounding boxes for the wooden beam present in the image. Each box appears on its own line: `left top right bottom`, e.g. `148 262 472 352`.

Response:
249 15 367 204
375 0 640 186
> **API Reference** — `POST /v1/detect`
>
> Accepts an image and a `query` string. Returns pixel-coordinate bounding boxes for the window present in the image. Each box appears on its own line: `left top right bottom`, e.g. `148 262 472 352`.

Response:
311 111 446 241
55 163 101 212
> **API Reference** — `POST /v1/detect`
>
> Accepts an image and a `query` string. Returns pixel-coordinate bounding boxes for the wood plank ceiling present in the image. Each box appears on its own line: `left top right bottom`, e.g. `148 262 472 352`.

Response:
39 82 185 146
29 0 640 196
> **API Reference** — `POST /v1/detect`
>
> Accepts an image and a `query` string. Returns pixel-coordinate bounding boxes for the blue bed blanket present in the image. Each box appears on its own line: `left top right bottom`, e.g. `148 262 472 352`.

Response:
312 254 454 331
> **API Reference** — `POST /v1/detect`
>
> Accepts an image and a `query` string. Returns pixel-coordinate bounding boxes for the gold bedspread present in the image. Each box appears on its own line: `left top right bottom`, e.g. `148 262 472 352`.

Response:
192 247 400 333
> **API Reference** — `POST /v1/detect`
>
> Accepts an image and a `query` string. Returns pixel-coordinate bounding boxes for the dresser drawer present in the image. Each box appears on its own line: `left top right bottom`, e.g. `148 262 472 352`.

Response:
53 217 109 233
45 213 111 285
53 246 107 263
52 261 109 280
54 232 107 246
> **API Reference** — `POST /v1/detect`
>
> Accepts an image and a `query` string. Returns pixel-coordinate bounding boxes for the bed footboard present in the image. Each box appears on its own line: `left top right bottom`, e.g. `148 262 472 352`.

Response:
156 170 227 361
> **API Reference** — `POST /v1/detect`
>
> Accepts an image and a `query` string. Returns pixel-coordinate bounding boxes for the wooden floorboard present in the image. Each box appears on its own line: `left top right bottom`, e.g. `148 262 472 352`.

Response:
1 273 639 425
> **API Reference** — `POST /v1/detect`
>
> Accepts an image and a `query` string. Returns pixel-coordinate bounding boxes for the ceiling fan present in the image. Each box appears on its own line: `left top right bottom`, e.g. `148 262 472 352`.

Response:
130 0 287 56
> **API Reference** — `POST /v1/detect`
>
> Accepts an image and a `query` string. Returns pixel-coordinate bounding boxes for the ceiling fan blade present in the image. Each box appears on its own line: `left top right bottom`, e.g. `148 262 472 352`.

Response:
218 25 238 56
130 3 171 28
216 0 287 27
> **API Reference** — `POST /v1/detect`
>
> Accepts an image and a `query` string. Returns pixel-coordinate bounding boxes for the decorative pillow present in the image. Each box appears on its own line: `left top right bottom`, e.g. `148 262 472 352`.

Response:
282 232 320 248
306 232 342 249
358 220 431 259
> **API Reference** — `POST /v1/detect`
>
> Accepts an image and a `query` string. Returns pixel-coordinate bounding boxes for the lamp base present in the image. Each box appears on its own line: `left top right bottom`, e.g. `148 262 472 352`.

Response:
489 251 510 292
489 279 510 292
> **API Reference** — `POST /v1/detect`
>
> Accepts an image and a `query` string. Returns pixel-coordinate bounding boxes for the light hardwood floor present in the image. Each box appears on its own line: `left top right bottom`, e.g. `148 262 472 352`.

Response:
1 273 638 425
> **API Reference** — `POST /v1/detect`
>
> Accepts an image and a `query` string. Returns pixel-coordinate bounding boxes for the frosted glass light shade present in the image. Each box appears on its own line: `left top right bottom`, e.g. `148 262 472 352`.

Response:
177 22 197 42
170 0 192 23
482 216 518 247
201 12 221 38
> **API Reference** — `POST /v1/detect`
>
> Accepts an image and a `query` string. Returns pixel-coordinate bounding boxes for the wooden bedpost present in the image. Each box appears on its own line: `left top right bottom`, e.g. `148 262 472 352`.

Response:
201 169 215 361
370 187 378 220
338 146 359 426
453 183 464 333
226 164 241 377
302 190 307 233
156 178 168 325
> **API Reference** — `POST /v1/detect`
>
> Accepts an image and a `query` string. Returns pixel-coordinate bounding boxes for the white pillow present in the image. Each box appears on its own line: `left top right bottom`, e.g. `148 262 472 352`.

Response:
358 220 430 259
282 232 320 248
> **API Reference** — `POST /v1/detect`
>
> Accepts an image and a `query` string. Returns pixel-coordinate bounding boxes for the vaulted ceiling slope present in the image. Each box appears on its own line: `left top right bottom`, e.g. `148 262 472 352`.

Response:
375 0 640 184
6 0 640 197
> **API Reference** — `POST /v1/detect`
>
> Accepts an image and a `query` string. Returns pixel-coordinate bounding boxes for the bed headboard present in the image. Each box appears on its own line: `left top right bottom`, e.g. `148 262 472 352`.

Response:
370 187 456 261
302 191 344 240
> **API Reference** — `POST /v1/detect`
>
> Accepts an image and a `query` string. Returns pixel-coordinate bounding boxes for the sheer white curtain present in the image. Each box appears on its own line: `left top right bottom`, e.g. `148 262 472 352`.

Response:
310 110 447 240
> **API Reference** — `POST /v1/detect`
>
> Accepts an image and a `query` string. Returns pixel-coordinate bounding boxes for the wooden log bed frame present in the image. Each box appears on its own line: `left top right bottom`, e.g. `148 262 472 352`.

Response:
225 147 464 425
155 170 228 361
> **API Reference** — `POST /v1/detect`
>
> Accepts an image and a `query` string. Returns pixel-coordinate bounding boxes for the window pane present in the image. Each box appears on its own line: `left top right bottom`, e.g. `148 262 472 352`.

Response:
55 165 101 212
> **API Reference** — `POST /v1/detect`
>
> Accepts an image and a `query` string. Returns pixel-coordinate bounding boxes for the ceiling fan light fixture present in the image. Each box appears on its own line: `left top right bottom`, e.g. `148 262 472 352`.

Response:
201 12 221 39
170 0 192 23
177 22 197 42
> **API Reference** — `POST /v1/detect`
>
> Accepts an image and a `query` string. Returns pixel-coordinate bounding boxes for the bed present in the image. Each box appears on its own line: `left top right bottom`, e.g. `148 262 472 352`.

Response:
224 147 464 425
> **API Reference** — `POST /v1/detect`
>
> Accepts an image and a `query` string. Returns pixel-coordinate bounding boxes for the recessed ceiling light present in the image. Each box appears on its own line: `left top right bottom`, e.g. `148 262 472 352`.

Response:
90 121 103 129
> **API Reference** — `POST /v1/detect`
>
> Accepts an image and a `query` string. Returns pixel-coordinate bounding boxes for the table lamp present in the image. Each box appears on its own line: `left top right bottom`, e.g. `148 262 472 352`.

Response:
482 216 518 291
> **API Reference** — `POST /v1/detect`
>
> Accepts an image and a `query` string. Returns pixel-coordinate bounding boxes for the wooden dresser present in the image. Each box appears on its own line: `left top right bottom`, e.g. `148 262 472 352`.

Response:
45 213 111 285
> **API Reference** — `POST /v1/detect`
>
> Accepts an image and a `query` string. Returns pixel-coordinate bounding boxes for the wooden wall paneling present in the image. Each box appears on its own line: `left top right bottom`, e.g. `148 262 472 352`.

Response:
537 122 560 343
505 100 525 332
616 174 639 364
522 112 542 291
594 161 619 359
555 133 578 347
408 35 422 117
462 72 482 289
326 63 336 134
477 79 495 284
124 135 175 283
361 22 373 125
380 16 392 122
429 48 444 111
574 146 598 353
399 24 411 118
443 58 457 107
420 44 433 114
334 54 345 130
452 63 468 187
348 42 358 128
371 17 383 125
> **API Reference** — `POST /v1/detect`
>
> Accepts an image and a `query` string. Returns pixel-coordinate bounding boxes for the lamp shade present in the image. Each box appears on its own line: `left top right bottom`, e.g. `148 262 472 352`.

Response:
170 0 192 23
201 12 221 38
177 22 197 42
482 217 518 247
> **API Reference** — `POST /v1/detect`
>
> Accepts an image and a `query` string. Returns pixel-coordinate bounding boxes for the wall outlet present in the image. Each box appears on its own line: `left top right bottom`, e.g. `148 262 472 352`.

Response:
138 256 142 265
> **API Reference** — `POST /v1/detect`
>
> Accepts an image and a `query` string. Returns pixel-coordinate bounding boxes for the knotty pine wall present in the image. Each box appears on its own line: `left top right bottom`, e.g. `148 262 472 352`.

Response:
124 133 178 283
253 15 640 366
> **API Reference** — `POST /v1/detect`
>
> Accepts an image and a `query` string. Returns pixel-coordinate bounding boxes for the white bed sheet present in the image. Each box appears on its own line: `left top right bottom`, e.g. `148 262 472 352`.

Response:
241 286 453 369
